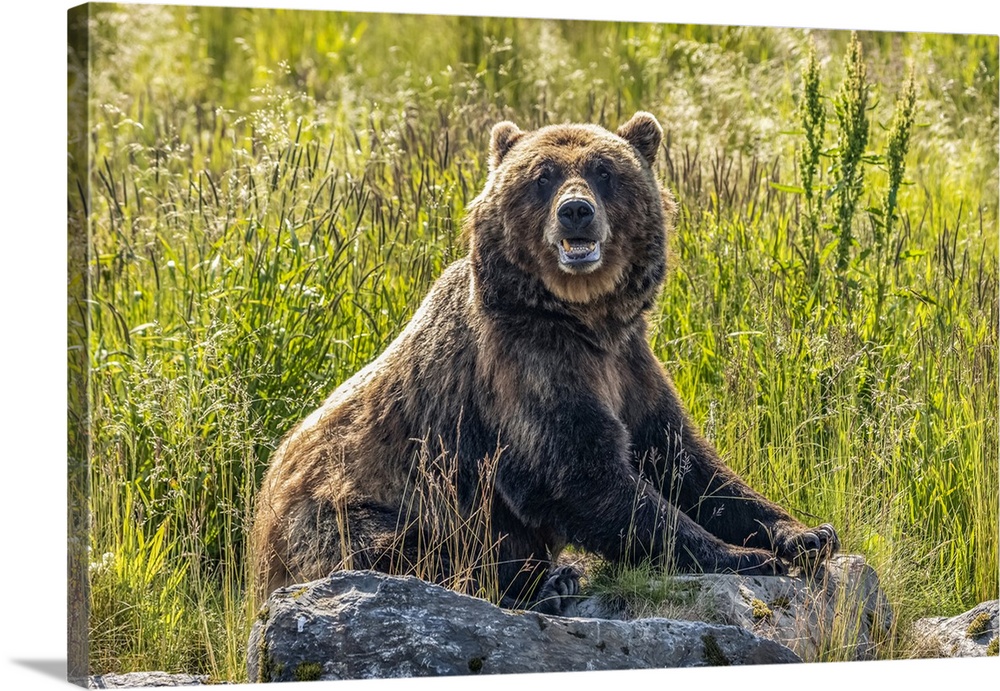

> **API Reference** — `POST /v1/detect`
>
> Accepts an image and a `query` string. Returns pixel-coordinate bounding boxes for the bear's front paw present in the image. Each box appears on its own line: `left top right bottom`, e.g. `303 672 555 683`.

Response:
531 565 582 615
777 523 840 566
732 548 787 576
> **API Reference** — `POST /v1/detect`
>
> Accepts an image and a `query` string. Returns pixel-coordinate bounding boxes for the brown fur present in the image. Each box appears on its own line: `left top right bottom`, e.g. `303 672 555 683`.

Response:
251 112 839 610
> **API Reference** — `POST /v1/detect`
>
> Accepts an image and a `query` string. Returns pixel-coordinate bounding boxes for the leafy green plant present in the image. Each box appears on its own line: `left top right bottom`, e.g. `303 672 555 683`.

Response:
873 67 918 319
798 36 826 282
832 32 871 282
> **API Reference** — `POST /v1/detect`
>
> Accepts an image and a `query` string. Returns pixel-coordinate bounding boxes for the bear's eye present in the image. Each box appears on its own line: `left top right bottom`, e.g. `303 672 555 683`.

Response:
537 173 550 188
597 167 612 182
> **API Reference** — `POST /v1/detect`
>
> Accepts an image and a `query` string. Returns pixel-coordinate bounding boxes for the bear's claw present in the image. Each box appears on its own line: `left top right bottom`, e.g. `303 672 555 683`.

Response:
779 523 840 565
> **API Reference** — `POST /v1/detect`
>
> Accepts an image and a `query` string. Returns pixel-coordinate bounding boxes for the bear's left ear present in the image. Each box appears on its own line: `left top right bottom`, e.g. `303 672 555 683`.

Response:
489 121 524 171
617 111 662 166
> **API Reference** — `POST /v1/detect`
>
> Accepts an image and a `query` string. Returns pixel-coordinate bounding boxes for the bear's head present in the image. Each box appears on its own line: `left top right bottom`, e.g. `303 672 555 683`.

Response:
467 112 676 312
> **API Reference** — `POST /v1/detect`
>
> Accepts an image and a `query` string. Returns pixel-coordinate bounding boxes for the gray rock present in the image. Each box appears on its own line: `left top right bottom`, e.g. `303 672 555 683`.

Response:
247 570 800 682
912 600 999 657
86 672 209 688
568 554 892 662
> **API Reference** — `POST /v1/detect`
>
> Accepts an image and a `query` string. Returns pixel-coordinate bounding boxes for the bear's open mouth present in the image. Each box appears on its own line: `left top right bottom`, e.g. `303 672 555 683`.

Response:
558 238 602 266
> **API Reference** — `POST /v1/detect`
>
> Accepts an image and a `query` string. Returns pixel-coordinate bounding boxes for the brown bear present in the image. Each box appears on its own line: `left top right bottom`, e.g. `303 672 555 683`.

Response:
250 112 839 614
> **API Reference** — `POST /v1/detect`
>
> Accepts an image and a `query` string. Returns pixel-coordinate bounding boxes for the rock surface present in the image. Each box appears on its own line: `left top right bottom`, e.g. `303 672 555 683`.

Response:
912 600 999 658
86 672 210 688
247 570 800 682
568 554 892 662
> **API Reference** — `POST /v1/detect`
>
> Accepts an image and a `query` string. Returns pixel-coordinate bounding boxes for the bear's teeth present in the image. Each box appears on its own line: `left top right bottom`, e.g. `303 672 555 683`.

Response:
561 240 598 253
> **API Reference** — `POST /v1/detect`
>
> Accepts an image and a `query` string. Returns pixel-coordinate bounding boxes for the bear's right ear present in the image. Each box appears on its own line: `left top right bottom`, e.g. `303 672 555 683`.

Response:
617 111 663 166
489 121 523 171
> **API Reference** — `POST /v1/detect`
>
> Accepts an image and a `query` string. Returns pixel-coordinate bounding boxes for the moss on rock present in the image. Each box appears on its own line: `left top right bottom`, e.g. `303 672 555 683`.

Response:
750 598 773 621
966 611 992 638
701 634 731 666
293 662 323 681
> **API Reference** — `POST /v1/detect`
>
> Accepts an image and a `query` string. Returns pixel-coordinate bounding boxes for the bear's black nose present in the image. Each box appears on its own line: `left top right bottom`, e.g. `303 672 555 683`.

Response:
557 198 595 231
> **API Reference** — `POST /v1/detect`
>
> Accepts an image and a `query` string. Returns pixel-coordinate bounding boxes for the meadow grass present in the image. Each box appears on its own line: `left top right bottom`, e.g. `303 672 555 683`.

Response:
79 4 997 678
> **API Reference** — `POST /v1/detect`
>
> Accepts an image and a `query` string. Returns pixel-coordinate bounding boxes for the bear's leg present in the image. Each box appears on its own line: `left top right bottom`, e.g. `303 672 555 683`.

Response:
630 381 839 567
493 394 785 577
493 553 580 614
486 505 581 614
277 500 426 587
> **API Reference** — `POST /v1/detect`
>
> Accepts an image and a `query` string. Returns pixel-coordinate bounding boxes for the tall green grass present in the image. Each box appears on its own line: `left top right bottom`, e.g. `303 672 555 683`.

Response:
81 4 997 678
